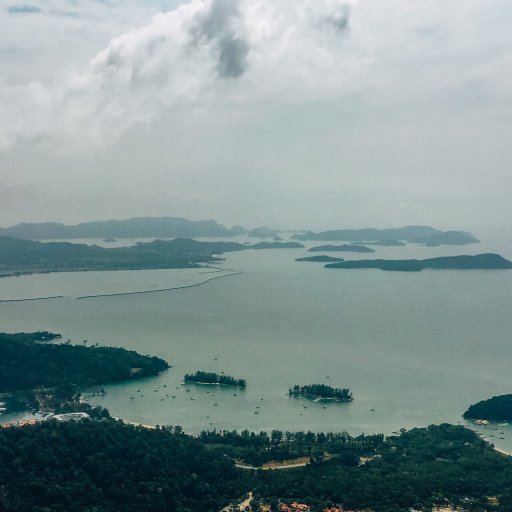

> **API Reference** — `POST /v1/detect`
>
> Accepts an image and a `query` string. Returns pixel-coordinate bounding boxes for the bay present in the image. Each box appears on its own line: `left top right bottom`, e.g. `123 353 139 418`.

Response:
1 232 511 452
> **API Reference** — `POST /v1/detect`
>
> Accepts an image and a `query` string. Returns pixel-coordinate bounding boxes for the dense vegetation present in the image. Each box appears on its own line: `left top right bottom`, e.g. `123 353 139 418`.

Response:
325 254 512 272
308 244 374 253
0 236 314 275
464 394 512 421
184 371 246 388
0 421 511 511
0 420 247 512
12 331 62 341
197 428 381 467
0 332 169 393
0 236 249 273
289 384 353 402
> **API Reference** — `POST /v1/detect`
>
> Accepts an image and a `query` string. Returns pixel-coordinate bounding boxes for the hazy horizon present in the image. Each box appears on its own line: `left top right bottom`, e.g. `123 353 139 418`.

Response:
0 214 491 236
2 0 511 231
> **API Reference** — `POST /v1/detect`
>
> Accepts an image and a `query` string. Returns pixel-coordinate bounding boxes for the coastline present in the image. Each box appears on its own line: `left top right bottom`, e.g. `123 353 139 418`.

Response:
494 446 511 457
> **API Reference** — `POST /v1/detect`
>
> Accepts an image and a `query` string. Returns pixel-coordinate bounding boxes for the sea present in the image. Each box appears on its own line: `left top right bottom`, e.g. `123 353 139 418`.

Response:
1 231 511 452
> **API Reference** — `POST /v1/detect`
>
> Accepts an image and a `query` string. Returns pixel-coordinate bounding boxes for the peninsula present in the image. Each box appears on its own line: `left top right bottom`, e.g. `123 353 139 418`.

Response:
0 236 310 276
184 371 246 388
463 394 512 422
0 236 247 274
0 332 169 394
324 253 512 272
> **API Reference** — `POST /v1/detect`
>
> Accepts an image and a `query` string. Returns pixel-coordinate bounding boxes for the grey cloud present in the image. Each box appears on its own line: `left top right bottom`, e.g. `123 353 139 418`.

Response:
196 0 239 40
49 10 82 19
217 35 248 79
326 3 351 33
192 0 249 80
7 4 41 14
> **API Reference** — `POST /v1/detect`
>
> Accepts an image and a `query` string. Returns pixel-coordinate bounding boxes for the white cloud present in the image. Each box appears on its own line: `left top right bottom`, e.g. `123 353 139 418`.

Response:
0 0 362 152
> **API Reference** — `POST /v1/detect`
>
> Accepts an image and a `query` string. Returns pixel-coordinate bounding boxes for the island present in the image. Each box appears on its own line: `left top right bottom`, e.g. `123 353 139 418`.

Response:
291 226 480 245
324 253 512 272
295 255 344 263
288 384 353 402
355 240 406 247
410 231 480 246
184 371 247 388
247 226 280 238
309 244 374 253
251 241 304 249
463 394 512 422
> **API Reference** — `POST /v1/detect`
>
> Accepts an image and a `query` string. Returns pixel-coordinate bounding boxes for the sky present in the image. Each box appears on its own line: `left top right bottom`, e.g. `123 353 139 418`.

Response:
1 0 511 231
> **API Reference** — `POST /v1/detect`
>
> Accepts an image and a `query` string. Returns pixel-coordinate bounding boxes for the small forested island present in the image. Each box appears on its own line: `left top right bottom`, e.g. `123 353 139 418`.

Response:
356 240 406 247
184 371 247 388
0 332 169 393
289 384 353 402
463 394 512 422
309 244 375 253
325 253 512 272
295 255 344 263
251 241 304 249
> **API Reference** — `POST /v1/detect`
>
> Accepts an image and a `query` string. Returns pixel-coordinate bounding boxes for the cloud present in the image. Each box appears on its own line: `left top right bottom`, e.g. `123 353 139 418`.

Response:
6 4 41 14
191 0 249 78
326 3 351 32
0 0 361 152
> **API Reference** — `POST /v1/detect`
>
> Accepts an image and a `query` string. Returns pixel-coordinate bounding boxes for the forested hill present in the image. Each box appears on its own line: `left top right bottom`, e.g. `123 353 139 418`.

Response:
0 236 247 273
0 216 240 240
325 254 512 272
464 394 512 421
0 237 313 275
0 422 511 511
0 332 169 392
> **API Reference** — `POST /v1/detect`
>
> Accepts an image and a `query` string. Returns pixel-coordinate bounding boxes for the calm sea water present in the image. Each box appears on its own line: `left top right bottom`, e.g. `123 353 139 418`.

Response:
1 233 511 451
